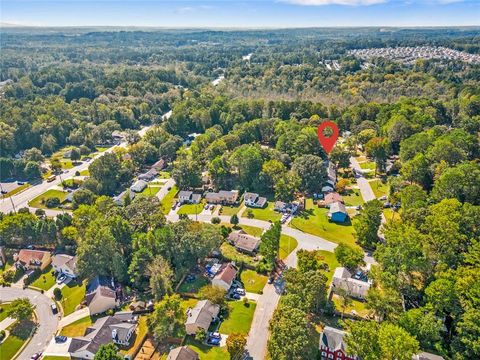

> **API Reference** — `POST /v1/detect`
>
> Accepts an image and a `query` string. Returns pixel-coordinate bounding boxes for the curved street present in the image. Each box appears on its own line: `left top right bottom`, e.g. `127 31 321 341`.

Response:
0 287 59 360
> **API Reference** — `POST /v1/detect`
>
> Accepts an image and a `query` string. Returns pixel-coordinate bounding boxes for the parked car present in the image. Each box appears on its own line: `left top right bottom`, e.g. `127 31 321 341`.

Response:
235 288 246 295
204 204 210 210
51 303 58 314
209 204 215 210
268 276 274 284
355 205 362 210
56 274 67 284
379 195 387 201
171 201 178 210
55 335 67 343
230 293 241 300
207 337 221 346
210 332 221 339
31 353 42 360
17 181 25 185
383 202 391 208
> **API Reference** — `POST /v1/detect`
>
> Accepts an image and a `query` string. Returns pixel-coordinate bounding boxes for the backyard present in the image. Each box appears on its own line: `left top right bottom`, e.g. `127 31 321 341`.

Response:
218 300 256 335
178 275 209 294
220 242 258 268
60 280 86 316
290 199 357 247
184 338 229 360
160 185 178 214
30 265 56 291
28 189 68 209
332 294 369 318
242 202 281 222
240 269 267 294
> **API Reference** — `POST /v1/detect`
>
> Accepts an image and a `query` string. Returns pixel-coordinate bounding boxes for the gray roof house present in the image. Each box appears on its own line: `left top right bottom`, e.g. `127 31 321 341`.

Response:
185 300 220 335
205 190 239 205
130 180 148 193
113 190 135 206
332 267 371 300
178 191 202 204
167 346 199 360
228 230 261 254
319 326 356 360
85 276 119 315
68 313 137 359
244 192 267 208
52 254 78 278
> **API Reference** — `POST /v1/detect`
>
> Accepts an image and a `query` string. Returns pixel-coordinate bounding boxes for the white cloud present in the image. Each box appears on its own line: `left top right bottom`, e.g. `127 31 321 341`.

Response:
282 0 386 5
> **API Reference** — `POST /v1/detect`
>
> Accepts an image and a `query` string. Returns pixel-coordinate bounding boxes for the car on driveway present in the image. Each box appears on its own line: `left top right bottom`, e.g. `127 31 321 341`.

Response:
55 335 68 343
209 204 215 211
230 293 241 300
31 353 42 360
209 332 221 339
56 274 67 284
207 336 221 346
204 203 210 210
235 288 246 295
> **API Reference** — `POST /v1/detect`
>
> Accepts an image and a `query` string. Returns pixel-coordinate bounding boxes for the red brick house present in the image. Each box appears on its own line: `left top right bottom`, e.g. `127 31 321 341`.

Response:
319 326 356 360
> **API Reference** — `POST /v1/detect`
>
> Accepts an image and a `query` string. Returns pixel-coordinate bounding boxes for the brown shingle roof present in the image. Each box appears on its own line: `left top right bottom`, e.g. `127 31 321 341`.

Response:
214 263 238 285
228 231 261 253
167 346 199 360
15 249 49 266
324 192 343 205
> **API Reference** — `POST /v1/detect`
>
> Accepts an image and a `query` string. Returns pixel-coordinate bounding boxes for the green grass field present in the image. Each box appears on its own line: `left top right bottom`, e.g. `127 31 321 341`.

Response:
59 316 92 337
219 300 257 335
342 189 364 206
279 234 298 259
359 161 376 170
79 169 90 176
316 250 340 284
219 204 241 216
370 179 388 198
242 202 281 222
139 185 161 197
160 185 178 214
0 303 12 322
238 225 264 237
184 338 229 360
383 208 400 222
30 265 56 290
0 320 35 360
178 275 209 294
28 189 68 209
240 270 267 294
332 294 369 317
61 280 86 315
177 200 206 215
1 183 30 199
220 242 259 268
290 199 357 248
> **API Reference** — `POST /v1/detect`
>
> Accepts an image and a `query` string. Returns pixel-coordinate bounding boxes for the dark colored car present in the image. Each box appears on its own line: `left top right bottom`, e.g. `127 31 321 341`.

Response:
207 337 221 346
31 353 42 360
55 335 68 343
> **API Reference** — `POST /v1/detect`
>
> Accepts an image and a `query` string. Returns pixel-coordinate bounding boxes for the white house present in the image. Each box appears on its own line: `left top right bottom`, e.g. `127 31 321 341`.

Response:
332 267 371 300
130 180 147 193
85 276 119 315
211 263 238 291
52 254 78 278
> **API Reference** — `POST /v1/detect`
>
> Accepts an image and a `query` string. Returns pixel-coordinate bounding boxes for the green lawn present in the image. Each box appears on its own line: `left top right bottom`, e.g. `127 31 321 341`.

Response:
219 300 256 335
219 204 241 216
184 338 229 360
238 225 264 237
290 199 357 248
370 179 388 198
178 275 209 294
30 265 56 290
79 169 90 176
61 280 86 315
316 250 340 284
240 270 267 294
160 185 178 214
0 303 12 322
242 202 281 222
28 189 68 209
342 189 364 206
0 320 35 360
139 185 161 197
1 183 30 199
359 161 376 170
59 316 92 337
383 208 400 222
220 243 259 268
177 200 206 215
332 294 369 318
279 235 298 260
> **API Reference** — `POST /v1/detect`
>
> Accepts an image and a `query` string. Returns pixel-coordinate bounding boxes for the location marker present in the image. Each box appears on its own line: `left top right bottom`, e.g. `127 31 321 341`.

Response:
317 121 339 154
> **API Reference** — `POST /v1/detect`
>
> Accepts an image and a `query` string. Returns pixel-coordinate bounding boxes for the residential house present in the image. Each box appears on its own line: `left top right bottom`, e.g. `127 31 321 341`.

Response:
130 180 148 193
178 191 202 204
52 254 78 278
211 262 238 291
14 249 51 271
332 267 371 300
151 159 166 171
205 190 239 205
113 190 135 206
244 192 267 208
185 300 220 335
228 230 261 255
412 353 445 360
328 202 348 223
138 168 158 181
167 346 199 360
319 326 356 360
86 276 120 315
274 201 300 214
324 193 344 206
68 312 137 359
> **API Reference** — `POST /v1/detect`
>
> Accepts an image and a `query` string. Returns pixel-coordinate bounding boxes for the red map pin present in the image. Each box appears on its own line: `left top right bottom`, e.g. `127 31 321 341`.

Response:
317 121 339 154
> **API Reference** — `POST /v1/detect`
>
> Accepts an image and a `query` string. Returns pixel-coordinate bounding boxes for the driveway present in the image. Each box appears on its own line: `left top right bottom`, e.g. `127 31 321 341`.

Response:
0 287 59 360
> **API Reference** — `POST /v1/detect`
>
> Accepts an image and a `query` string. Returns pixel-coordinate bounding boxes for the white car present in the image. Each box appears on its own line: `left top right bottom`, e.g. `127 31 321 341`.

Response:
56 274 67 284
235 288 246 295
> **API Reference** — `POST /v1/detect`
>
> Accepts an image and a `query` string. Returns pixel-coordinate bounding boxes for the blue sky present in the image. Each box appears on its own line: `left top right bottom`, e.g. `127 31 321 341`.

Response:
1 1 479 27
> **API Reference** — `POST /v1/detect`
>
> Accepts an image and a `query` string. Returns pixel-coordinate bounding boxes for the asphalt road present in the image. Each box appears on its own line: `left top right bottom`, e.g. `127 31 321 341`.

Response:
0 287 59 360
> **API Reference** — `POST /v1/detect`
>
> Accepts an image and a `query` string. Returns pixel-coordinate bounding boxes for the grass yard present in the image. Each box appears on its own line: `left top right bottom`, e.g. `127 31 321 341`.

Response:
61 280 86 316
332 294 369 318
359 161 376 170
79 169 90 176
59 316 92 337
316 250 340 284
0 303 12 322
181 298 199 313
160 185 178 214
184 338 229 360
383 208 400 222
177 200 206 215
219 204 241 216
238 225 264 237
28 189 68 209
279 235 298 260
139 185 161 197
158 171 171 178
30 265 56 290
220 242 258 268
0 320 35 360
370 179 388 198
219 300 256 335
290 199 357 248
342 189 364 206
178 275 209 294
240 270 267 294
242 202 281 222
